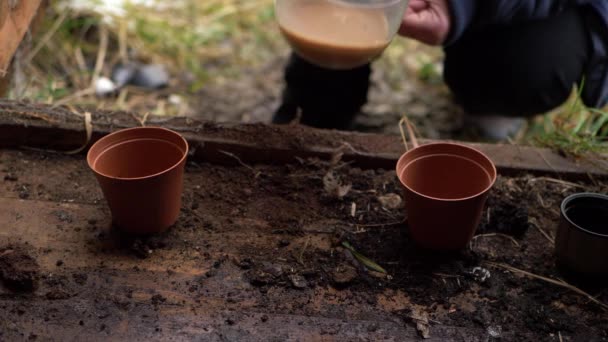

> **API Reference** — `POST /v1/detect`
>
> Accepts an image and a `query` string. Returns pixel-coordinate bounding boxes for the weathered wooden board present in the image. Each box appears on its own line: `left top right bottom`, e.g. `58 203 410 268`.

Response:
0 0 43 74
0 0 45 97
0 129 606 340
0 149 511 341
0 100 606 179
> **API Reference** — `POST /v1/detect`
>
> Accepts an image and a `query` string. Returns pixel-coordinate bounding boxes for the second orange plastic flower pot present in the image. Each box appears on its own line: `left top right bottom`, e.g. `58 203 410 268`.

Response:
396 119 497 250
87 127 189 235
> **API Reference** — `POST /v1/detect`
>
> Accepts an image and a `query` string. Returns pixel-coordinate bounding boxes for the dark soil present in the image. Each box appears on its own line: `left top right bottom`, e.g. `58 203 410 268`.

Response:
0 244 40 292
0 148 607 340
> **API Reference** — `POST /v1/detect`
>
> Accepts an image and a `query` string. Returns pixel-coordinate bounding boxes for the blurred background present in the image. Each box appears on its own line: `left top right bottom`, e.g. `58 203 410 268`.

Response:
4 0 607 154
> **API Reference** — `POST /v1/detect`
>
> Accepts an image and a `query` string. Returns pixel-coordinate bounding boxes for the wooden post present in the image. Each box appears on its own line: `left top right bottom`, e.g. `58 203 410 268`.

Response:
0 0 45 97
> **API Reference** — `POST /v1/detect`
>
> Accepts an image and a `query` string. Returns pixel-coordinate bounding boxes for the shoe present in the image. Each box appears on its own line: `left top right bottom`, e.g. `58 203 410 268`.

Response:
464 114 527 141
272 89 358 130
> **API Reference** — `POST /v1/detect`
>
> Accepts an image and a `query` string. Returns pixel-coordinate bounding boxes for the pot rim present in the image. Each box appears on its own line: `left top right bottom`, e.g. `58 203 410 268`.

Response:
87 126 189 181
560 192 608 239
396 142 497 202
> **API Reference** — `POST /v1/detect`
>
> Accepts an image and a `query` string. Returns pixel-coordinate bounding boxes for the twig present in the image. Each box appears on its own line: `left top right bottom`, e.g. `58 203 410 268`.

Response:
297 236 311 266
52 87 95 108
131 111 150 127
472 233 520 247
90 24 109 88
409 314 442 325
74 47 87 72
118 19 128 64
218 150 261 178
25 11 69 63
534 177 586 190
537 192 549 209
484 262 608 311
338 142 366 156
536 150 558 174
529 219 555 245
64 111 92 155
559 331 563 342
433 273 462 279
0 249 14 257
13 111 59 123
350 220 406 228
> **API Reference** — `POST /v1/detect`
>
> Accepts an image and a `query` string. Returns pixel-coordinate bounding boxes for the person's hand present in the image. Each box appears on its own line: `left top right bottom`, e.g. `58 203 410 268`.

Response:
398 0 451 46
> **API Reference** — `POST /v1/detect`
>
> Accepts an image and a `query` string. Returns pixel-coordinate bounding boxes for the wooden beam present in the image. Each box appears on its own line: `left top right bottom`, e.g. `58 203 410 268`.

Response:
0 0 43 75
0 100 606 179
0 151 535 341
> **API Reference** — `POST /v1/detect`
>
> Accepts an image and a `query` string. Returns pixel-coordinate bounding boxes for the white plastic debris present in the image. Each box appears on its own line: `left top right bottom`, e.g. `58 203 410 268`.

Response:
487 325 502 338
168 94 183 106
95 77 117 96
470 267 491 283
377 193 403 209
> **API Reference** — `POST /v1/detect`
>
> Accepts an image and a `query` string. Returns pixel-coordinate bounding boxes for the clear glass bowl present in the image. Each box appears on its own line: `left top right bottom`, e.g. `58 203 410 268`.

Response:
276 0 409 69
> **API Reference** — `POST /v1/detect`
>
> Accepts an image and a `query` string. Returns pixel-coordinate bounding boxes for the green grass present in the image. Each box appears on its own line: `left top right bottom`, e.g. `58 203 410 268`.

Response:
526 84 608 155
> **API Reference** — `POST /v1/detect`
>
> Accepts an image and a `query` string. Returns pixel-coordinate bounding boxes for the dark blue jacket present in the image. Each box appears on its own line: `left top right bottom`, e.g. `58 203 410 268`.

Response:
446 0 608 107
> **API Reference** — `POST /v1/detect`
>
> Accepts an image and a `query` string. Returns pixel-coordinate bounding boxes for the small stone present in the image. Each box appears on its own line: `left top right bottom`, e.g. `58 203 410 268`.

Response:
3 173 18 182
151 294 166 305
55 260 63 267
263 264 283 277
332 265 358 286
377 193 403 209
44 289 72 300
236 258 253 270
487 325 502 338
247 269 276 287
468 267 491 283
289 275 308 289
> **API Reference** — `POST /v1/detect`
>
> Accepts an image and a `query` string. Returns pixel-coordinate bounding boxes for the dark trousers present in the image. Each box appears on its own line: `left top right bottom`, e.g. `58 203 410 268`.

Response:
274 6 602 129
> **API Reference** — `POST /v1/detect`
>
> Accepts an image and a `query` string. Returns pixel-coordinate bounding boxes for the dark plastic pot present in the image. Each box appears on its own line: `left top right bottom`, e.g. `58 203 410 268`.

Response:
555 193 608 278
87 127 189 234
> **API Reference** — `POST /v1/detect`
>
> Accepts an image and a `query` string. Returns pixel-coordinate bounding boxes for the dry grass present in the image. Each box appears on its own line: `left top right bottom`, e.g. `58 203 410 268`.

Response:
485 261 608 312
13 0 286 113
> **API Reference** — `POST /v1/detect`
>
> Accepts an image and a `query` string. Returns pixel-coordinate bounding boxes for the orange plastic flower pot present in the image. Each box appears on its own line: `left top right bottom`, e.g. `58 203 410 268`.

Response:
396 134 496 251
87 127 189 234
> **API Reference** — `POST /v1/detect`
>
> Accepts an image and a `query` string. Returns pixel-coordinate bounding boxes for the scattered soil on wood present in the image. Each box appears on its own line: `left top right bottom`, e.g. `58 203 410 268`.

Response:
0 244 40 292
0 148 607 340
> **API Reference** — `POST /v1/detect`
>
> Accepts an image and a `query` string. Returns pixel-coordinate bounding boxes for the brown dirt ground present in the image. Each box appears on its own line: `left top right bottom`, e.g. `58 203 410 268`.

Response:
0 148 607 340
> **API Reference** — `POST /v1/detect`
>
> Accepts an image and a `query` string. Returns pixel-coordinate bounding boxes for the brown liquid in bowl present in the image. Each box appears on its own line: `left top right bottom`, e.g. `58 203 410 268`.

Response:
278 1 390 69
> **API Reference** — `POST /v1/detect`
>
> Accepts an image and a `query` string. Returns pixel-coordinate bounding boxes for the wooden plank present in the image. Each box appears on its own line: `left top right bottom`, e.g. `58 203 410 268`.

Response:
0 100 606 179
0 0 43 75
0 152 505 341
0 148 603 340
